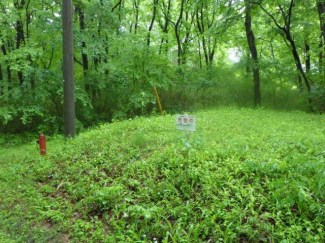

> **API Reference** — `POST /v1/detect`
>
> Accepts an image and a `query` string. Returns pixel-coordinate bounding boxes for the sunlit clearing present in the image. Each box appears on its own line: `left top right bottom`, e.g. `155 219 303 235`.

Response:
228 48 241 63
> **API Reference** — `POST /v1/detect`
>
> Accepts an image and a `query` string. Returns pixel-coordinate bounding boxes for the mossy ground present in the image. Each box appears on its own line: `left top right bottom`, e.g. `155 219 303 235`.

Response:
1 108 325 242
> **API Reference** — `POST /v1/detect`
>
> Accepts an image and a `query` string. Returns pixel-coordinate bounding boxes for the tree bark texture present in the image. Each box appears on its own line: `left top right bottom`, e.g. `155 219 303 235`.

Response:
62 0 76 138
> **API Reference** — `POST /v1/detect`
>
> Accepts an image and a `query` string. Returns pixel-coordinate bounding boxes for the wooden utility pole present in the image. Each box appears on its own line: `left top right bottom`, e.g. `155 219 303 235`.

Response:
62 0 75 138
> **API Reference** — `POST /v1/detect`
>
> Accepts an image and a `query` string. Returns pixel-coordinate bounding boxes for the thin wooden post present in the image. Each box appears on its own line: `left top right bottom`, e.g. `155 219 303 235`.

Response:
153 86 163 116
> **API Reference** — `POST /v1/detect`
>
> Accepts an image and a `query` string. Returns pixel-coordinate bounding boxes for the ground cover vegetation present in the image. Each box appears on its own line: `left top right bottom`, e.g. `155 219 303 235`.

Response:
1 0 325 134
1 108 325 242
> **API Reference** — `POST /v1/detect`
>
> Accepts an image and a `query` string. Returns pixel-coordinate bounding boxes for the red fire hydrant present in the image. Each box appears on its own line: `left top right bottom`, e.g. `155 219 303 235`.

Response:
39 134 46 155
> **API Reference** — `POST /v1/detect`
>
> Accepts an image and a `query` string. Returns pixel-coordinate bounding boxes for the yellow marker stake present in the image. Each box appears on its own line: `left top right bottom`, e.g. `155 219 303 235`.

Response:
153 86 163 116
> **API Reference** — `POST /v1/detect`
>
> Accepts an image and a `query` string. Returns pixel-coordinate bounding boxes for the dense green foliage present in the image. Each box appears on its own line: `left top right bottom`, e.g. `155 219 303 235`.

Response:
1 0 325 133
1 108 325 242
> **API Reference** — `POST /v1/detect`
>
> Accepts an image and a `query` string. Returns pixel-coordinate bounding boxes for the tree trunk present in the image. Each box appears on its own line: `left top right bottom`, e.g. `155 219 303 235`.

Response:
286 34 311 94
147 0 158 46
175 0 185 65
195 3 216 67
25 0 31 38
7 66 12 93
198 39 202 69
14 0 26 86
181 11 194 64
320 43 324 74
209 40 217 64
245 1 261 107
146 0 163 115
159 0 171 55
318 2 325 41
62 0 76 138
305 42 311 74
288 34 313 106
196 7 209 66
0 64 3 96
133 0 139 34
1 43 11 94
257 1 312 107
297 73 303 91
317 1 325 75
77 4 89 92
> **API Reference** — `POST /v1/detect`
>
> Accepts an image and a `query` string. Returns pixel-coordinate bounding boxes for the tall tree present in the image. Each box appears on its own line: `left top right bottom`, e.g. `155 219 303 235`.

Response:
146 0 164 115
255 0 312 106
0 63 3 96
62 0 75 137
1 42 11 94
195 0 217 67
158 0 171 55
14 0 25 86
76 2 89 87
317 0 325 75
147 0 159 46
175 0 185 65
245 0 261 107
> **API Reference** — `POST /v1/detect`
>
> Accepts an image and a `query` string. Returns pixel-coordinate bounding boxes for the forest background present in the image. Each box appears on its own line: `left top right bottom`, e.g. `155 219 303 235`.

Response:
1 0 325 134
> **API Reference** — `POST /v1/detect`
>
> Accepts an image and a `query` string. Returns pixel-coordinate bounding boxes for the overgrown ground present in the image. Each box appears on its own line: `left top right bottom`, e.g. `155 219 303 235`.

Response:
1 108 325 242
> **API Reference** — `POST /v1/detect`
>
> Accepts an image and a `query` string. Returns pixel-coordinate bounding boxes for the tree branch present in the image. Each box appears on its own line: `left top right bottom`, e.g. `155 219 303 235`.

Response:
287 0 295 29
160 5 175 26
111 0 122 12
253 2 285 31
278 5 286 24
74 56 84 68
47 47 54 69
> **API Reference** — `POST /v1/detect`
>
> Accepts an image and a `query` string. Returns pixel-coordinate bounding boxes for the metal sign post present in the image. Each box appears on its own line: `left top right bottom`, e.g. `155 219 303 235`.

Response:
176 114 196 183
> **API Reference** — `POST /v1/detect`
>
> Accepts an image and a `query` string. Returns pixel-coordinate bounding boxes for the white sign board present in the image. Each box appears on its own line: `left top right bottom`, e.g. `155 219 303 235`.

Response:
176 115 196 132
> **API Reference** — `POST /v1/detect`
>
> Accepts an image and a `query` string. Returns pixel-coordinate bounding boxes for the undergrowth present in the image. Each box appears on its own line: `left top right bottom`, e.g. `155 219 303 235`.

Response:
0 107 325 242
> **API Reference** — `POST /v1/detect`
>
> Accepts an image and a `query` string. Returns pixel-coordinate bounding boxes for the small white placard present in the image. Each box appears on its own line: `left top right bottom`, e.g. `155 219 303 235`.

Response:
176 115 196 132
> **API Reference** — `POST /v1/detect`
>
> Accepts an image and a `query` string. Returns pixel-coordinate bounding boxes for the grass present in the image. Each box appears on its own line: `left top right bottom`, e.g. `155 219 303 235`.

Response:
0 107 325 242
